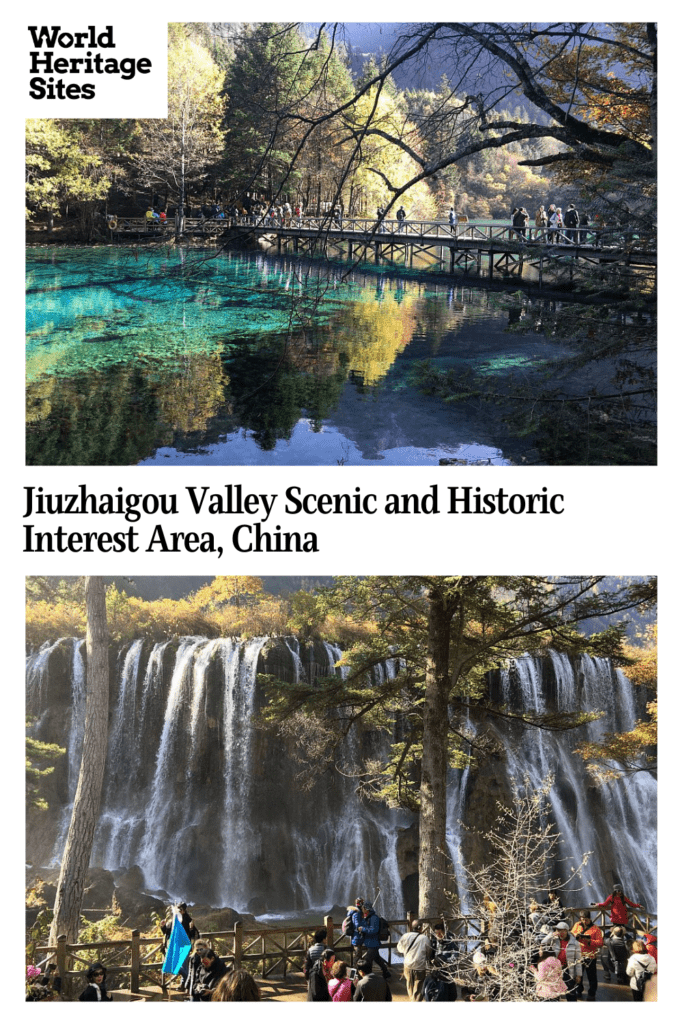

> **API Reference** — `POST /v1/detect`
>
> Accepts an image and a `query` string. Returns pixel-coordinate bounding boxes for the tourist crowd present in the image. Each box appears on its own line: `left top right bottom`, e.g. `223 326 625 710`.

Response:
26 884 655 1002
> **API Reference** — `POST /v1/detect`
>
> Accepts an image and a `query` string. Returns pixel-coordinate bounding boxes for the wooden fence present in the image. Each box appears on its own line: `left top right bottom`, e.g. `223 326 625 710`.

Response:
33 905 656 998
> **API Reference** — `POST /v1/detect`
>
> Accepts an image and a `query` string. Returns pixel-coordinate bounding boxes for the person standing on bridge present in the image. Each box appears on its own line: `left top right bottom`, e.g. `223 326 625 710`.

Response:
512 207 529 240
396 206 407 232
540 921 582 1001
564 204 580 243
593 883 642 933
397 919 433 1000
600 925 630 983
626 940 657 1002
572 912 603 1001
535 205 547 240
351 902 391 980
448 207 456 233
161 902 199 985
353 956 392 1001
303 927 328 980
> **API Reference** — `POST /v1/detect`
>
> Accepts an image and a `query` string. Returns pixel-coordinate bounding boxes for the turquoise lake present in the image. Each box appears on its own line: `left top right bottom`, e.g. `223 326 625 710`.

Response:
26 245 577 466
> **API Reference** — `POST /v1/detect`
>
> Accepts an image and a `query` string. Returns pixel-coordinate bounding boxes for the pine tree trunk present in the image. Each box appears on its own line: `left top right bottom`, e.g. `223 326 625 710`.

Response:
418 593 453 917
49 578 109 948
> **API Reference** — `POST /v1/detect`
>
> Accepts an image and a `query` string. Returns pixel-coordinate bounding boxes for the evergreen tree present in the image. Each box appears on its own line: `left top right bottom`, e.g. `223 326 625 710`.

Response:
262 575 654 917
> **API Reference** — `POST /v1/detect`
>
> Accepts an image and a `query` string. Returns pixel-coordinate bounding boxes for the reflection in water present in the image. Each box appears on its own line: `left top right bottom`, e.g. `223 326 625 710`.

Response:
26 246 567 465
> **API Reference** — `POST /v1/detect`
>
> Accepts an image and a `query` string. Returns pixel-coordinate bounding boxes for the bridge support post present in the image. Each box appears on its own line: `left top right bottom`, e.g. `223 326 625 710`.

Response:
450 248 455 273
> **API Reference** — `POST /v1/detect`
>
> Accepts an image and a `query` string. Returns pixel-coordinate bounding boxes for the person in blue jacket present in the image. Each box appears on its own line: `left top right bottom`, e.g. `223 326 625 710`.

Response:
351 902 391 979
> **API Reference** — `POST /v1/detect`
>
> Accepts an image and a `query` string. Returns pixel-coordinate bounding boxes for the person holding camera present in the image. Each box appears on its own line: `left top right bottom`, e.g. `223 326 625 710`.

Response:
572 912 603 1000
190 949 228 1001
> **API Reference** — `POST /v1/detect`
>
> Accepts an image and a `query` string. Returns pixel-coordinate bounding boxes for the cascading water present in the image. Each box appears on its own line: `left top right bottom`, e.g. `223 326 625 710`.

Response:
465 652 657 911
26 641 656 915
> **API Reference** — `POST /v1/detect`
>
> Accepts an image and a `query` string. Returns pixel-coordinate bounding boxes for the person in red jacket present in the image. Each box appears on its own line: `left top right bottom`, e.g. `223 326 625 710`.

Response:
593 883 642 929
572 912 604 1000
642 934 657 963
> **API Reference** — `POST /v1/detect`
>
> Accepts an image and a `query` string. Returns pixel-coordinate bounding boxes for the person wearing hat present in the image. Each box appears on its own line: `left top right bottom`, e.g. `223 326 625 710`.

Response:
529 949 568 1001
350 901 391 980
572 912 604 1000
78 962 113 1002
540 921 582 1001
396 920 434 1001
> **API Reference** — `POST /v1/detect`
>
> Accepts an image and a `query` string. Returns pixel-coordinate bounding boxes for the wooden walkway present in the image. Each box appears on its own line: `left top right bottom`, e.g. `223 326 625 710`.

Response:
108 215 656 284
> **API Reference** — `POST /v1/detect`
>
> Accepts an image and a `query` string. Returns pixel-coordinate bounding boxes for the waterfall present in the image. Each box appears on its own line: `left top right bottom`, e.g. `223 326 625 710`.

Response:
26 639 656 916
136 637 213 892
66 640 86 801
454 652 657 911
219 636 268 907
26 637 70 716
445 708 475 914
26 639 88 859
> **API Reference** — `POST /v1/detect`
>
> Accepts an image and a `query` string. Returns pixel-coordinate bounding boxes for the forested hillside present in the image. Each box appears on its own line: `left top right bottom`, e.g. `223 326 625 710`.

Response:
26 23 655 236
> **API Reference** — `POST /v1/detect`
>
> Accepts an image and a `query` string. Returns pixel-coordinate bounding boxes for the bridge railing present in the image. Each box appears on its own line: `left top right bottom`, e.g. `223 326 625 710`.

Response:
32 905 655 997
106 214 653 251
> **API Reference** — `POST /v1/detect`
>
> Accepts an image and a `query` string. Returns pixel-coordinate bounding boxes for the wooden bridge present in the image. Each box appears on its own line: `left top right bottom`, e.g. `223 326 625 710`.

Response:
32 905 656 1000
108 214 656 287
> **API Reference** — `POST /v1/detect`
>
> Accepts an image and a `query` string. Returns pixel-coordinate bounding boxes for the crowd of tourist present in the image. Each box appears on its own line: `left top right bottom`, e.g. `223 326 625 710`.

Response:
26 883 655 1002
118 192 612 245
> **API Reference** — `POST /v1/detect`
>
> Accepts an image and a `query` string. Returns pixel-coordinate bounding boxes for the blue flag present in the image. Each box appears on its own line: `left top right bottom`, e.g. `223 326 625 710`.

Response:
162 912 192 975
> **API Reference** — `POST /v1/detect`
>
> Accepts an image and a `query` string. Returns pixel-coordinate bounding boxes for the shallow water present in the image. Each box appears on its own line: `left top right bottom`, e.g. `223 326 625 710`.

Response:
26 245 572 465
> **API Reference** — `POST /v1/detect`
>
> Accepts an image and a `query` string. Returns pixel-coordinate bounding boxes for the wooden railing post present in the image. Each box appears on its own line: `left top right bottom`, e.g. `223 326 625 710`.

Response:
130 929 140 994
234 921 243 969
56 934 69 1000
325 915 334 948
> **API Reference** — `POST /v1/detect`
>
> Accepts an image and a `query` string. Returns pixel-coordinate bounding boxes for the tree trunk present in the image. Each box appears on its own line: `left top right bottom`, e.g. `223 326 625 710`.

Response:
49 578 109 947
177 115 186 240
418 592 454 917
